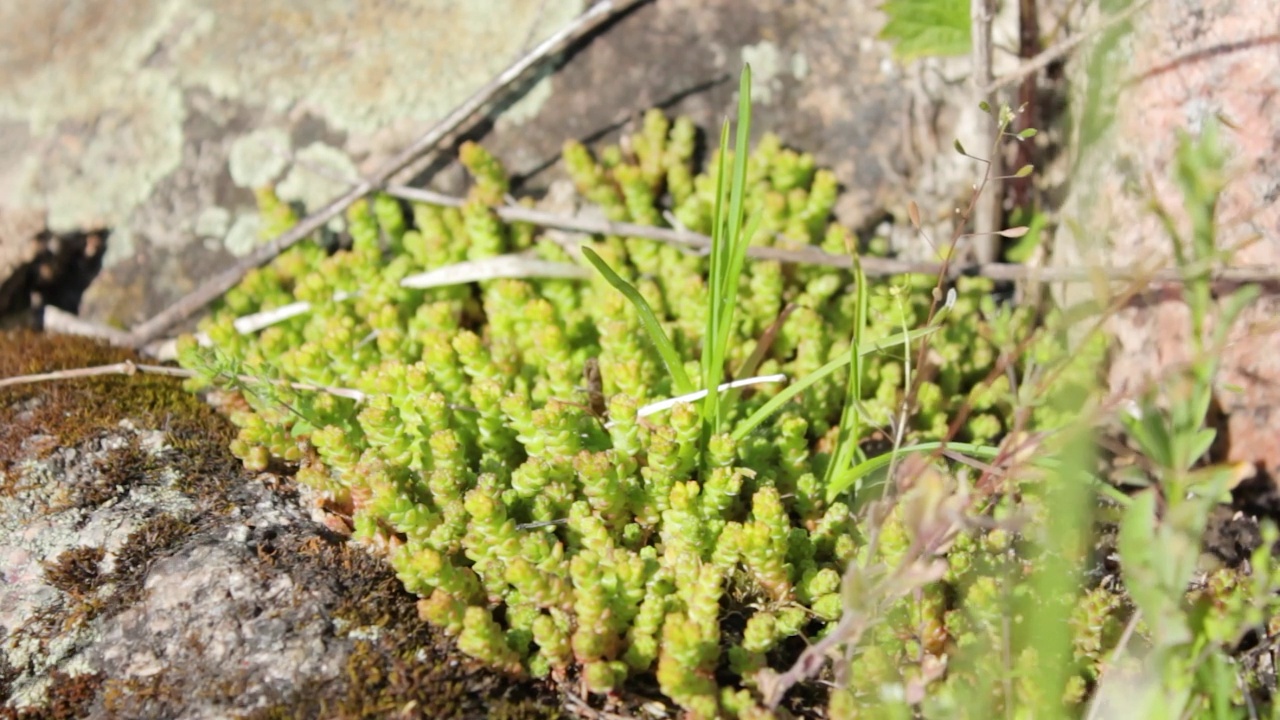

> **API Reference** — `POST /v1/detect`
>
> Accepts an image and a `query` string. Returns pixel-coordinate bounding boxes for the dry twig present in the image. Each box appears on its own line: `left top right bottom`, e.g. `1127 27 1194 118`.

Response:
388 186 1280 287
0 357 368 402
125 0 648 348
970 0 999 265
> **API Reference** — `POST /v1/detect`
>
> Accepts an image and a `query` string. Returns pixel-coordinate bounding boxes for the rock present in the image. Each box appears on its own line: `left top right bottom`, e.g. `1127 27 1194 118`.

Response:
0 208 43 318
1053 0 1280 473
0 331 559 718
0 0 981 329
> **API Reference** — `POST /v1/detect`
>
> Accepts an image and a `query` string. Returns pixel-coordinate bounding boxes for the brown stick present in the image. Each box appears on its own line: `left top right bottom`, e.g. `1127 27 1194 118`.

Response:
0 361 188 389
0 358 369 402
386 186 1280 287
125 0 648 349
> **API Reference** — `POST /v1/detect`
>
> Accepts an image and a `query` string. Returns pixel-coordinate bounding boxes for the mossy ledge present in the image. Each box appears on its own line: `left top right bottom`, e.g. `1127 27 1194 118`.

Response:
0 331 563 719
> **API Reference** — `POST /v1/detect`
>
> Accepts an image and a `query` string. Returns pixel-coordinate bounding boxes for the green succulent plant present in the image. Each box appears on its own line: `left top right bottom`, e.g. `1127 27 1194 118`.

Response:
177 100 1042 716
177 69 1280 719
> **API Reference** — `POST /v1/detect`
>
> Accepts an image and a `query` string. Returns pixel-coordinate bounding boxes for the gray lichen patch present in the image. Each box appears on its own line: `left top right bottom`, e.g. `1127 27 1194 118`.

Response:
28 75 186 235
228 128 292 190
166 0 585 136
222 212 264 258
0 1 182 131
276 142 358 215
194 206 232 239
0 423 197 710
741 41 785 104
0 0 587 321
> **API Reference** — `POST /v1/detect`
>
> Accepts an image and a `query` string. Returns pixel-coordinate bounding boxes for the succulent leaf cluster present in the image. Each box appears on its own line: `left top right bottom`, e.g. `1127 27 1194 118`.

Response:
175 111 1115 717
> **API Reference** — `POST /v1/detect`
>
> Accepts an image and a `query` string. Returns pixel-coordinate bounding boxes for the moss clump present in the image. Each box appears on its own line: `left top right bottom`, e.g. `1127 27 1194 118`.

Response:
179 110 1062 716
2 332 556 718
244 532 564 720
41 546 107 599
0 670 105 720
0 330 233 477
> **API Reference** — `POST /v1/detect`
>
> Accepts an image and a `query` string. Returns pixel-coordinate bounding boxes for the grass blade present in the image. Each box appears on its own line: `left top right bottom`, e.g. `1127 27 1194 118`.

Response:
732 325 940 442
703 64 756 433
825 440 1001 502
581 246 695 396
822 256 870 491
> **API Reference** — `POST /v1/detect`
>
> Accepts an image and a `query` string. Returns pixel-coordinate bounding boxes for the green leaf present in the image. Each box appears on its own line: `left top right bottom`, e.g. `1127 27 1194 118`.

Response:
1211 284 1260 349
703 64 756 434
290 419 318 438
823 257 870 491
1121 405 1173 470
580 247 695 396
1184 427 1218 467
1119 489 1193 647
879 0 972 61
733 325 940 443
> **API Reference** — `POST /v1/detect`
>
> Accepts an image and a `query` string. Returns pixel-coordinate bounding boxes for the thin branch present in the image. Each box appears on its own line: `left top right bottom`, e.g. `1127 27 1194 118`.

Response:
125 0 648 348
0 361 188 389
970 0 999 264
982 0 1151 95
388 186 1280 287
42 306 135 346
0 359 369 403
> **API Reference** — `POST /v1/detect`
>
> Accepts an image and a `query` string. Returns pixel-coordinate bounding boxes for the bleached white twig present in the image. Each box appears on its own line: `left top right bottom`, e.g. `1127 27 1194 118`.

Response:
202 253 588 343
605 373 788 428
400 255 589 288
233 292 357 334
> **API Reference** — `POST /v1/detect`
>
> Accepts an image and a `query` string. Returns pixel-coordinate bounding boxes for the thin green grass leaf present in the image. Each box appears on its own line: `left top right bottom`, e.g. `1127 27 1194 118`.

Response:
823 257 870 491
733 325 939 442
703 64 755 433
581 246 695 396
826 440 1003 502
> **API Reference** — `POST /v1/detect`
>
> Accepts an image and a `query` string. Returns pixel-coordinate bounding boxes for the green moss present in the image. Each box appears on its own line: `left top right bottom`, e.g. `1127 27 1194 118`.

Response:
0 330 233 477
244 532 563 720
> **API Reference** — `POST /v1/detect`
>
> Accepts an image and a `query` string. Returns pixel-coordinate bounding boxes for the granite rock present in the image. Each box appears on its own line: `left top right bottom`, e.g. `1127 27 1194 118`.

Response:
1053 0 1280 472
0 0 986 328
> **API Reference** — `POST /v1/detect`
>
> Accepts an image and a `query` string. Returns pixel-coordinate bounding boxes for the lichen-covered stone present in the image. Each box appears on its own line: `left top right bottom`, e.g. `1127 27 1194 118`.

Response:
0 0 975 327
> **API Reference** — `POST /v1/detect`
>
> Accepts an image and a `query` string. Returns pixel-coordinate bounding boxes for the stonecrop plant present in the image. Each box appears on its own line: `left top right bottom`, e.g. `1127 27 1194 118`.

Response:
175 64 1279 718
172 66 1049 716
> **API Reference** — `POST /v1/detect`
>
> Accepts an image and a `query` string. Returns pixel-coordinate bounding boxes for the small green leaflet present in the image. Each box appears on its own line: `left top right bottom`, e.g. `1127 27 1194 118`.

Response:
879 0 972 61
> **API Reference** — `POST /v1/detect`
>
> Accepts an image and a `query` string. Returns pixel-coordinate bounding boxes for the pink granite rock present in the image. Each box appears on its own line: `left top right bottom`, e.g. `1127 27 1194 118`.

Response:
1055 0 1280 471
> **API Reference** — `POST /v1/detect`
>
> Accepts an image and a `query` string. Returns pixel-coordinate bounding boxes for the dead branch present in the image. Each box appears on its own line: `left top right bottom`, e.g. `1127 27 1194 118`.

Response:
982 0 1151 95
0 357 368 402
970 0 999 265
387 185 1280 287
